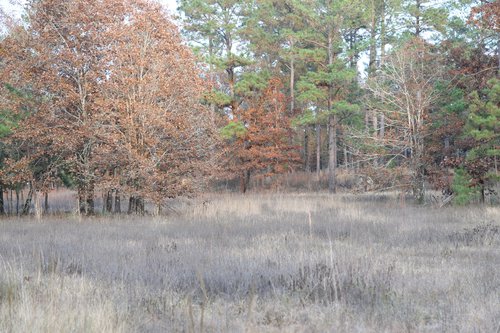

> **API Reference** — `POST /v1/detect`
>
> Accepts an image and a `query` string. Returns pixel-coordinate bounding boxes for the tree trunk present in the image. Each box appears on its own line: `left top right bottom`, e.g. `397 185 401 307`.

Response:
128 196 136 214
328 115 338 193
368 0 378 75
43 192 49 214
16 187 20 216
208 36 217 125
78 183 95 215
380 113 385 138
128 196 144 215
380 0 386 64
304 126 310 172
114 190 121 213
379 113 385 166
373 111 379 167
497 37 500 76
136 197 145 215
415 0 422 37
23 182 34 215
9 189 13 215
344 144 349 169
34 190 42 220
411 139 425 204
290 40 295 115
155 203 162 216
480 181 485 204
412 165 425 205
105 190 113 213
316 124 321 179
327 26 337 194
240 170 250 193
0 184 4 215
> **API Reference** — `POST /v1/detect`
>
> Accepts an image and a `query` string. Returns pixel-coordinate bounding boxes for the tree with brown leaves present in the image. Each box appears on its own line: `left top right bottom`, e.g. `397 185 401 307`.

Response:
221 78 299 193
98 0 217 214
1 0 216 215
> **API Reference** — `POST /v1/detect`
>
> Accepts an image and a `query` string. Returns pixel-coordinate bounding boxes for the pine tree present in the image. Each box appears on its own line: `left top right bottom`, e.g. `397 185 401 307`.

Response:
463 78 500 202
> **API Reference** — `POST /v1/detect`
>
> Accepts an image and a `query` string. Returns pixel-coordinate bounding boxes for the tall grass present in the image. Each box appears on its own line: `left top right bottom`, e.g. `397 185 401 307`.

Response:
1 193 499 332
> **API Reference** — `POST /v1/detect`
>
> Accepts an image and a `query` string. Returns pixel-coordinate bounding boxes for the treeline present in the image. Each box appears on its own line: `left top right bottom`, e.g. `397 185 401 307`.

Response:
0 0 498 215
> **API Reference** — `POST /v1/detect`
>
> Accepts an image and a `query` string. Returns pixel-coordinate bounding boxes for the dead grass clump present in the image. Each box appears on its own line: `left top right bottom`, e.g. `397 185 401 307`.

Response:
449 222 500 247
282 260 395 307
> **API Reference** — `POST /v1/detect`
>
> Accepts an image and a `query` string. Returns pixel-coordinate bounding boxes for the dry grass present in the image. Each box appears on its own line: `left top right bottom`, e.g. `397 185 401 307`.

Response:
1 193 499 332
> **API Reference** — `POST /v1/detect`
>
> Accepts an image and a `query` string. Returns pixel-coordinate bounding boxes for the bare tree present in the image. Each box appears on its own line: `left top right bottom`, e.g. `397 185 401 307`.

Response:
368 38 444 203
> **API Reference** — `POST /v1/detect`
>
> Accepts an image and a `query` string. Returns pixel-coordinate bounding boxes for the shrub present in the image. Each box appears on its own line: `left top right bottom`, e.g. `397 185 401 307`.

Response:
452 168 480 205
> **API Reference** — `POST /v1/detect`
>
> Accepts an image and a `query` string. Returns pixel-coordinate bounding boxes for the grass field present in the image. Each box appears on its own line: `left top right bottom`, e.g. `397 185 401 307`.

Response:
0 193 499 332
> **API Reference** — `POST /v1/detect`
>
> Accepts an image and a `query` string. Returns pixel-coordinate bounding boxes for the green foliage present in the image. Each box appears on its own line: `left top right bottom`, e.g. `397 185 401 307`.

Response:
332 100 360 115
297 61 357 107
0 84 31 138
399 0 450 39
220 121 247 140
235 71 271 97
58 169 76 188
292 108 316 127
213 54 253 72
452 168 480 205
0 84 30 175
466 78 500 160
206 90 232 108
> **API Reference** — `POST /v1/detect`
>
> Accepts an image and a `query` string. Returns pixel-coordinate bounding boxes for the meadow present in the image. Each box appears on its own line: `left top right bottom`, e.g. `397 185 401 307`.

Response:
0 193 499 332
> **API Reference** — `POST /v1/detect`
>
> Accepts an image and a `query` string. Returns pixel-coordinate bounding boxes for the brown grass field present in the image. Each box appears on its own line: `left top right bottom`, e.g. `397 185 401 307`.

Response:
0 193 499 332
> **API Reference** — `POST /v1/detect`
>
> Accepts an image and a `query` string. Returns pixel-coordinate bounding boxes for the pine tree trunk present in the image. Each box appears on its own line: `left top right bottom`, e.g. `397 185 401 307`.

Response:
368 0 378 75
290 43 295 115
316 124 321 179
327 26 337 194
497 37 500 76
380 0 386 64
344 144 349 169
304 126 310 172
373 111 379 167
415 0 422 37
328 115 338 193
379 113 385 166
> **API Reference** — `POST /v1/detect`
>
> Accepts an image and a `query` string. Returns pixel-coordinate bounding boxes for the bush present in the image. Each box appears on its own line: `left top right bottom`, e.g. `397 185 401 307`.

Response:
452 168 480 205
